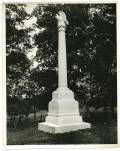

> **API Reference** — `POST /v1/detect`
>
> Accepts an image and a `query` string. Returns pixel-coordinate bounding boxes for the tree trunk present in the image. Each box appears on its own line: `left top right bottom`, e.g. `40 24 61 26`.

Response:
40 111 43 121
10 113 12 123
86 106 90 117
103 107 108 116
111 107 115 118
34 104 36 120
26 115 28 124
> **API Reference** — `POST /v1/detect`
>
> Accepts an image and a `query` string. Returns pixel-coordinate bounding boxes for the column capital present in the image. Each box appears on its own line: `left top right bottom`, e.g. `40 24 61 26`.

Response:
57 22 66 31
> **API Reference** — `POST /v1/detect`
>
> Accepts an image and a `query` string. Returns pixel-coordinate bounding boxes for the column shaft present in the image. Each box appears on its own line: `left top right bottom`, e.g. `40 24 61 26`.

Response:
58 25 67 88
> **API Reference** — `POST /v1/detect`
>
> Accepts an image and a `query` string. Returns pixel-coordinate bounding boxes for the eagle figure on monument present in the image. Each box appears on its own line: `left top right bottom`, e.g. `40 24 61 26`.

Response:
55 11 69 25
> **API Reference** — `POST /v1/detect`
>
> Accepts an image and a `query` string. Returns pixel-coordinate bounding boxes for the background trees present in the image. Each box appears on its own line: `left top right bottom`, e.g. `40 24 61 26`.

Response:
6 4 32 117
6 3 117 118
31 4 117 112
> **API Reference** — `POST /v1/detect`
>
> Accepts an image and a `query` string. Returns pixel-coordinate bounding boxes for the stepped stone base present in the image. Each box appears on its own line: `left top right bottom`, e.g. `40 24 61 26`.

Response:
38 87 91 134
38 122 91 134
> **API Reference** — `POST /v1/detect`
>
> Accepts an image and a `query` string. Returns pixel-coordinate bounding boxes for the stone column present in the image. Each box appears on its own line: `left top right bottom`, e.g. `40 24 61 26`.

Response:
58 22 67 88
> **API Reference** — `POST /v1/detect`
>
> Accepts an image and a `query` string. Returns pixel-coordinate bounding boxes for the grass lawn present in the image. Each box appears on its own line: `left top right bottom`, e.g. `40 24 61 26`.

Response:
7 115 117 145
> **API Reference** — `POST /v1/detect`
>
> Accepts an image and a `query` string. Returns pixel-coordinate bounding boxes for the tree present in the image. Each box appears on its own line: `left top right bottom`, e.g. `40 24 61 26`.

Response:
6 4 32 117
88 4 117 114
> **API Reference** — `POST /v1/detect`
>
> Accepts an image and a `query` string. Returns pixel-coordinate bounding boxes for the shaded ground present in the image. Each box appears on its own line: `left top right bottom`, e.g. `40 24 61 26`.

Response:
7 115 117 145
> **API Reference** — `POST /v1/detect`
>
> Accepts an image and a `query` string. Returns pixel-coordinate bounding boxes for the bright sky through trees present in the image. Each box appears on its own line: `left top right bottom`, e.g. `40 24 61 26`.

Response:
25 3 37 14
24 3 38 67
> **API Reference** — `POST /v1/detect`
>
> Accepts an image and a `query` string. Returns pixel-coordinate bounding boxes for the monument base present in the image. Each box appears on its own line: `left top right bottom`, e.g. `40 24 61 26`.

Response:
38 87 91 134
38 122 91 134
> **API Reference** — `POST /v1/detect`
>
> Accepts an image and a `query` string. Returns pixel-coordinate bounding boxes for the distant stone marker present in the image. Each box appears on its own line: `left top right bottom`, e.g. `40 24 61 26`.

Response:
38 11 91 134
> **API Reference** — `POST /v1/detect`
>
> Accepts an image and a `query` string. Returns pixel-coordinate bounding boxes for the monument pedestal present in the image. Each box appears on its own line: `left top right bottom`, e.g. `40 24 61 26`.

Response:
38 87 91 134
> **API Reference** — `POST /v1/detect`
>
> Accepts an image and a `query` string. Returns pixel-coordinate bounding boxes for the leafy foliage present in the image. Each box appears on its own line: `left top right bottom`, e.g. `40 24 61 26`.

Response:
6 4 32 116
6 4 117 117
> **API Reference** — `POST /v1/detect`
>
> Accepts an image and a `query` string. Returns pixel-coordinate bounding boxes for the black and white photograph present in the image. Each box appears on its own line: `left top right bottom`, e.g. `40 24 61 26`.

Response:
2 1 119 149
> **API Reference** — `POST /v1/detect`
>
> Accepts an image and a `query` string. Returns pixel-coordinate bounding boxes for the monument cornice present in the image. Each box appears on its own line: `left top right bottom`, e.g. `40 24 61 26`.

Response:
57 24 66 31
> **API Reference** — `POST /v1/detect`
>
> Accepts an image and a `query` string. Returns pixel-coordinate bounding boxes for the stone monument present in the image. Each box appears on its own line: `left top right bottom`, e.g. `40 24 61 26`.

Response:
38 11 91 134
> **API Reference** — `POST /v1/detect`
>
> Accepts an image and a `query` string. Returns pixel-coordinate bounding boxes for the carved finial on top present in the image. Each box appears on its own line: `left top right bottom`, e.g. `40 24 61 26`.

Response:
55 11 69 26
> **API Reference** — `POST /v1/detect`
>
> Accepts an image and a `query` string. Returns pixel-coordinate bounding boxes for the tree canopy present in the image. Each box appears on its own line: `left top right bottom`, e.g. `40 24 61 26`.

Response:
6 3 117 116
6 4 32 115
